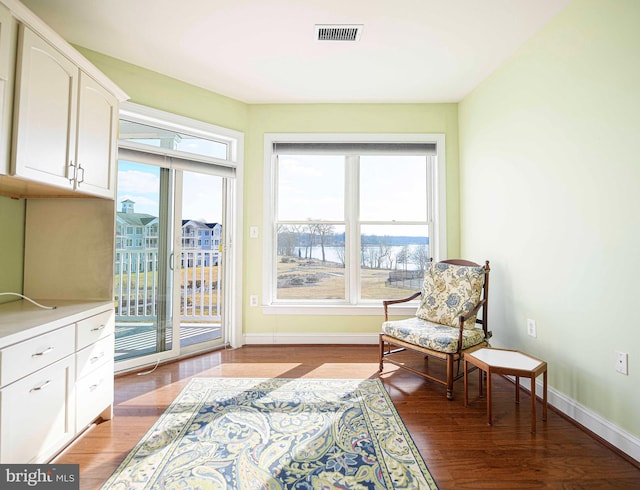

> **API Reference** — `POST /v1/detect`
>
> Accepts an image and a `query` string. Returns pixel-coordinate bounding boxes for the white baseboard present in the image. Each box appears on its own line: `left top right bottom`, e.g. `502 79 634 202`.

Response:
244 333 379 345
242 333 639 464
514 376 640 464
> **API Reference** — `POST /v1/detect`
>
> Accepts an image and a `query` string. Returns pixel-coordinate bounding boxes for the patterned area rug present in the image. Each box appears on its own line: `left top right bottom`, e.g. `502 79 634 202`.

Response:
101 378 438 489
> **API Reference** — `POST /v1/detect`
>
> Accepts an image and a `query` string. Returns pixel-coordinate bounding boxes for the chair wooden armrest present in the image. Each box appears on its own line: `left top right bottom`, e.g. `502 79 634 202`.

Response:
458 298 487 327
456 297 489 354
383 291 422 321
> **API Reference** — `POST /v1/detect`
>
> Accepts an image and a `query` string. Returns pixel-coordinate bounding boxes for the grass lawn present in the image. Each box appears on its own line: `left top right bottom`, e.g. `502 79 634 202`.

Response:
277 257 418 300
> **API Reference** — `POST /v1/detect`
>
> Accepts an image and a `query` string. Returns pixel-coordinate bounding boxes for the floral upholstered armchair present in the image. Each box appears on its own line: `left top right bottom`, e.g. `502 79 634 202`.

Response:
379 259 490 400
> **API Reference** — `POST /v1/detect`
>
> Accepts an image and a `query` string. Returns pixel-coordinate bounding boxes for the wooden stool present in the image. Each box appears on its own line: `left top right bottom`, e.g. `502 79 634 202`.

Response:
464 347 547 434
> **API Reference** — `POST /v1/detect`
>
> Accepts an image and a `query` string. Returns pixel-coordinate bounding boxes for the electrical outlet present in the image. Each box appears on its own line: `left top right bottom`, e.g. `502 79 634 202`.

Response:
250 226 259 238
527 319 537 338
250 295 258 307
615 351 628 375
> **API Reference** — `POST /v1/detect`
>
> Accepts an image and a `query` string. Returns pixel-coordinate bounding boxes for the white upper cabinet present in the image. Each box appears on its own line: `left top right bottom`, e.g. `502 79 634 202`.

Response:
12 25 119 198
0 0 127 199
75 71 118 198
0 3 16 175
12 25 78 190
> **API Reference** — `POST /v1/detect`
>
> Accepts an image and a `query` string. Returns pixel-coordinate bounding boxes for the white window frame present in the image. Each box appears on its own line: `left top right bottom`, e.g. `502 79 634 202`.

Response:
262 133 446 315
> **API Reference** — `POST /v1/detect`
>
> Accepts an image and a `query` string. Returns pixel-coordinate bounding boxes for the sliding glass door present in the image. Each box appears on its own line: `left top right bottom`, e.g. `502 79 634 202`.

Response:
114 161 228 367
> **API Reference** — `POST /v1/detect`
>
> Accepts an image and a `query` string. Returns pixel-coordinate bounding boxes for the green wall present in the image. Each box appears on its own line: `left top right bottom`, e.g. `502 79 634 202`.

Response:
75 47 249 133
459 0 640 437
0 195 25 303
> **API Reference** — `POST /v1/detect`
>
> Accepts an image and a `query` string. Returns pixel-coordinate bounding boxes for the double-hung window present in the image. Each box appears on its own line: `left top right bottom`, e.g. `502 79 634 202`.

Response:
263 133 446 313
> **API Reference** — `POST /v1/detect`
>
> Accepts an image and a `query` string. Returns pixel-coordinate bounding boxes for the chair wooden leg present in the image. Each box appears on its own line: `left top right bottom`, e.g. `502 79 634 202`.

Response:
446 355 454 400
378 335 384 373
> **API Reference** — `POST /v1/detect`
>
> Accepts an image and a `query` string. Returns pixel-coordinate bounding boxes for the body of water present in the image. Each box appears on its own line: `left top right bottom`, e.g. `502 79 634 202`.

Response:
292 245 428 270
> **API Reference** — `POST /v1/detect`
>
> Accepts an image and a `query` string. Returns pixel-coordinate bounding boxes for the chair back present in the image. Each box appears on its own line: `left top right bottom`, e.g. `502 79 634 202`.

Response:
438 259 489 337
416 259 490 337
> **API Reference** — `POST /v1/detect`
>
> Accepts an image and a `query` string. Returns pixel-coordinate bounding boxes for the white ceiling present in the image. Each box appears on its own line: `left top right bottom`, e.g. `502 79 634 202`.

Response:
21 0 571 104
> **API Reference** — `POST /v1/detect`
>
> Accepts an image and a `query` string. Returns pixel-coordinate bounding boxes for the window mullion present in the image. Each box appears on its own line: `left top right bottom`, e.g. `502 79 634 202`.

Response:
346 155 360 304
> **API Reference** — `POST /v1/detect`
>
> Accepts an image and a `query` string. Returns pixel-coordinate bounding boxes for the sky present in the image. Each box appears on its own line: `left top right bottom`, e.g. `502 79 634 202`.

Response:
117 160 223 223
277 154 430 237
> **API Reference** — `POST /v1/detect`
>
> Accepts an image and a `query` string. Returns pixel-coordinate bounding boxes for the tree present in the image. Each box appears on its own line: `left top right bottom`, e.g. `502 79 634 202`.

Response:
396 245 410 271
309 223 335 262
276 224 300 256
411 244 430 272
304 222 316 259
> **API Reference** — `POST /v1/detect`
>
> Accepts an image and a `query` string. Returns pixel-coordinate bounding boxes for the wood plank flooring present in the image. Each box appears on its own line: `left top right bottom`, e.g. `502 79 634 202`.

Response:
53 345 640 489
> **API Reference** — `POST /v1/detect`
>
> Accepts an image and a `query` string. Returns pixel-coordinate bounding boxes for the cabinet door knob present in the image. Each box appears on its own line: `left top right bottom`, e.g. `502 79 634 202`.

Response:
30 380 52 392
67 160 76 183
32 346 55 357
77 163 85 184
90 352 106 363
89 379 104 391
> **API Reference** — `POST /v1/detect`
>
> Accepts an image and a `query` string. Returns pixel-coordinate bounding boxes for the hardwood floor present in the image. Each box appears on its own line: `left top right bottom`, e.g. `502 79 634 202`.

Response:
54 345 640 489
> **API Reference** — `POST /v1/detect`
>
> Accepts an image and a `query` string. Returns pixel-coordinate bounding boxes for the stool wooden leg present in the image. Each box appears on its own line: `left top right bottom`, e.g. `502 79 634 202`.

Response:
515 375 520 404
464 359 469 407
530 375 536 434
543 370 548 422
487 371 492 425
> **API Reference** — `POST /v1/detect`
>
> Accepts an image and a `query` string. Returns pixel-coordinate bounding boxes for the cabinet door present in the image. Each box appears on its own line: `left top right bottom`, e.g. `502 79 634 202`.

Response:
12 25 77 189
76 359 114 430
75 71 118 198
0 4 16 175
0 356 75 464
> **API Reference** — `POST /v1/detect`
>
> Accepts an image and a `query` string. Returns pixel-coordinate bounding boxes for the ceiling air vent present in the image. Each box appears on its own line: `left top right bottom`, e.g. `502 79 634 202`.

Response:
315 24 363 42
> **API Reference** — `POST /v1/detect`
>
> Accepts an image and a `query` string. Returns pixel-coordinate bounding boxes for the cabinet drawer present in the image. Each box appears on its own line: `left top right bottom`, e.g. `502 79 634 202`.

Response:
76 361 113 430
0 355 75 463
76 308 114 350
76 334 113 380
0 324 74 387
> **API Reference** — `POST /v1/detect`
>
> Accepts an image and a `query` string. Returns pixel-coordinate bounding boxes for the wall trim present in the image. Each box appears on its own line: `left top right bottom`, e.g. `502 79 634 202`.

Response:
244 333 640 463
244 333 379 345
515 376 640 464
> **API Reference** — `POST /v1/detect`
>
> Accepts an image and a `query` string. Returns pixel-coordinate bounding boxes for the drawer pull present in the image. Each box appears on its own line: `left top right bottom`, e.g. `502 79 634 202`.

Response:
90 352 106 363
91 324 106 332
32 346 55 357
89 379 104 392
30 380 52 392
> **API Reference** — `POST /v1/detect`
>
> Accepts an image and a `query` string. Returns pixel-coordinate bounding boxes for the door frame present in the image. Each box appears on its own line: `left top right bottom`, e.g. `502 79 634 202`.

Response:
115 103 244 373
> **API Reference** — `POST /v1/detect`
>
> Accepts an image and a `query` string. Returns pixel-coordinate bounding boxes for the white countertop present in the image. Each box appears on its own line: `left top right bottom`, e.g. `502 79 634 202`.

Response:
0 299 113 348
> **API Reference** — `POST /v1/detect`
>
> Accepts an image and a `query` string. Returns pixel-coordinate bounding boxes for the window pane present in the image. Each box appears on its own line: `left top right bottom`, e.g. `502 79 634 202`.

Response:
276 224 346 300
277 155 344 221
360 224 429 300
180 171 223 348
114 160 173 361
360 156 427 222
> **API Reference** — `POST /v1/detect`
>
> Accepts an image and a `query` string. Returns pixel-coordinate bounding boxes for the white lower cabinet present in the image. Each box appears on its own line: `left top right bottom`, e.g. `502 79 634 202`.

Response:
0 301 115 463
0 355 75 464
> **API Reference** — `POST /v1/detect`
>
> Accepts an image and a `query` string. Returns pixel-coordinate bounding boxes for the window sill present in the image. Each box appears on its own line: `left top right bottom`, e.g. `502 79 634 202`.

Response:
260 304 417 316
